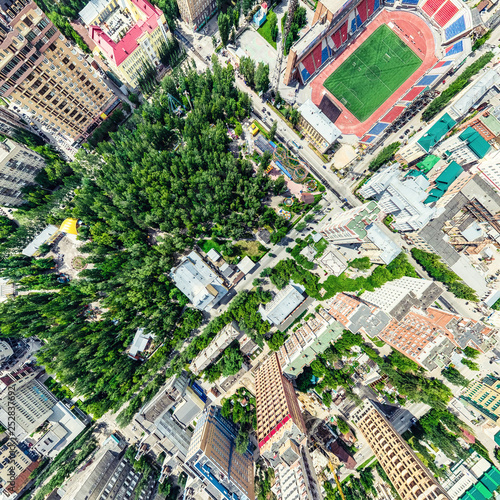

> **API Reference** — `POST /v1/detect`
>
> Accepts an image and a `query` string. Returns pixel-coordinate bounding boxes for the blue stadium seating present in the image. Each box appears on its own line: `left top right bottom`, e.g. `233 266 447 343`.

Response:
300 66 311 83
369 122 389 135
356 14 362 27
374 0 381 9
417 75 438 86
321 45 330 65
445 16 466 40
351 18 357 32
446 40 464 56
402 0 420 4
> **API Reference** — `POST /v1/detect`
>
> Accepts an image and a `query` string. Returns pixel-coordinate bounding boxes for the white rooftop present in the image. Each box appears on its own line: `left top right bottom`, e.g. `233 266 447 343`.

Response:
129 328 154 357
298 99 341 144
207 248 222 262
237 255 256 274
80 0 113 25
259 281 306 325
22 225 58 257
365 224 401 264
170 251 228 311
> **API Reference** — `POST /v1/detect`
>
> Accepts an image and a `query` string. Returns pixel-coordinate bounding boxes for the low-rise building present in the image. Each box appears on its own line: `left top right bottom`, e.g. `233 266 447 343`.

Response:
258 281 306 327
0 138 46 206
190 322 241 375
128 328 154 360
0 440 39 498
0 341 13 362
297 99 341 154
83 0 169 89
461 375 500 424
436 127 491 166
169 250 228 311
277 311 344 376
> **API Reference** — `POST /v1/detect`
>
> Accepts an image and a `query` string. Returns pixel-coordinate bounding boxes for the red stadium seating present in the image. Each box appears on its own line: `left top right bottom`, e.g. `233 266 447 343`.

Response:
340 22 348 41
422 0 444 16
301 53 316 77
433 0 458 26
331 29 341 49
312 43 322 69
358 0 368 22
367 0 375 15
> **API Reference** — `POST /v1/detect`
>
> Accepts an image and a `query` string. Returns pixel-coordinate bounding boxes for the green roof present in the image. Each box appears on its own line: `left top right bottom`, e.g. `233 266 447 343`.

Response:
416 154 441 173
480 113 500 136
475 482 493 498
485 466 500 486
459 127 491 159
480 474 497 493
424 161 463 204
418 113 456 152
346 201 380 239
405 169 428 179
494 431 500 447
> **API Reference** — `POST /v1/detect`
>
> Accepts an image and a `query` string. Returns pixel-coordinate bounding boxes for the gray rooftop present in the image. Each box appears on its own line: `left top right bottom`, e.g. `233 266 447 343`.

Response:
348 303 390 337
259 282 306 326
365 224 401 264
22 225 58 257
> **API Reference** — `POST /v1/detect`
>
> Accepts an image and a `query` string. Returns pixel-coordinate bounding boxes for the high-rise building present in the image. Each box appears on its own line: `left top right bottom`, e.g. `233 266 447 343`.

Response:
185 405 255 500
175 0 216 31
0 136 45 205
255 353 307 454
351 400 450 500
461 375 500 424
82 0 169 89
255 354 321 499
0 106 34 137
0 0 116 144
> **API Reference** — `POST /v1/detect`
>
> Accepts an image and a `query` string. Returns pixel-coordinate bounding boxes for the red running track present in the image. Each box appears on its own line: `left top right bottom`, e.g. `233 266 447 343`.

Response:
310 9 438 137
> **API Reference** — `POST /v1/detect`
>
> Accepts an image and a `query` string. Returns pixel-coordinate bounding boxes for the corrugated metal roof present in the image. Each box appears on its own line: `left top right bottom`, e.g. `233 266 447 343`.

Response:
459 127 491 159
418 113 456 152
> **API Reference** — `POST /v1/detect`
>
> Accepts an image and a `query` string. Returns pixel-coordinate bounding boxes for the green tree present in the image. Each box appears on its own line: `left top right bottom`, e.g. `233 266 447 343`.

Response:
235 428 249 454
235 123 243 136
289 108 300 126
462 358 480 371
269 120 278 141
368 142 400 172
255 62 270 93
267 332 285 351
336 417 350 435
441 367 469 387
218 13 232 47
239 57 256 87
463 346 479 359
349 256 371 270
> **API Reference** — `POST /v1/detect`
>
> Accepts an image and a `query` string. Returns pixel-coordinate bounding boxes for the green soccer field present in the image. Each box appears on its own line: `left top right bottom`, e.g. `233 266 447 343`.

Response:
323 24 422 122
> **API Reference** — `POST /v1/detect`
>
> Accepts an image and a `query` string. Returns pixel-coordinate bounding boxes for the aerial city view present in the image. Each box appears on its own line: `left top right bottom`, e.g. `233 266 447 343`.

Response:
0 0 500 497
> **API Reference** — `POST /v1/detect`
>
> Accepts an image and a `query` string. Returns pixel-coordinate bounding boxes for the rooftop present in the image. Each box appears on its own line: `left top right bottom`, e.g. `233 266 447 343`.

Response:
417 154 441 173
88 0 165 67
259 282 306 325
418 113 456 152
424 161 464 204
298 99 341 144
479 112 500 135
22 225 59 257
365 223 401 264
293 23 329 59
459 127 491 159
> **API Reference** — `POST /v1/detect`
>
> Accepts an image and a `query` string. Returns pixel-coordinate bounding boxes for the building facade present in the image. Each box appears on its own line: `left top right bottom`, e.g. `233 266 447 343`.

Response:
297 99 341 154
185 405 255 500
0 136 45 205
84 0 169 89
175 0 217 31
351 400 450 500
0 106 34 137
0 439 38 497
0 0 116 144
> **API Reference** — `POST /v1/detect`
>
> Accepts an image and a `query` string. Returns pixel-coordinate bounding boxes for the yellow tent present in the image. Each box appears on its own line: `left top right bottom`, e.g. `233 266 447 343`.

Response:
59 218 78 235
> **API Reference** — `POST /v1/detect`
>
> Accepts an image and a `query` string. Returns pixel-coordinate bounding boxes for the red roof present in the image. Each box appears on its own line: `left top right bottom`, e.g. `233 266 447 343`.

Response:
89 0 165 67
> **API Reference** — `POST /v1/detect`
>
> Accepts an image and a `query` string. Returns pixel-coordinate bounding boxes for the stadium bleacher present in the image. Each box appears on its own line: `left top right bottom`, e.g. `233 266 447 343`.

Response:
299 62 311 83
312 44 323 69
340 21 348 41
358 0 368 22
367 0 376 15
374 0 380 10
331 29 341 49
368 122 389 135
402 0 420 4
418 74 439 85
434 0 459 26
445 39 464 55
444 14 466 39
422 0 444 16
321 39 330 65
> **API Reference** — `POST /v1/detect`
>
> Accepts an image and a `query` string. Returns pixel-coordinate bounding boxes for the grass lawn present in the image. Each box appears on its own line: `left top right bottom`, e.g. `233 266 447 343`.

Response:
235 240 268 262
252 120 270 138
257 13 277 49
323 24 422 121
313 237 329 257
198 238 223 254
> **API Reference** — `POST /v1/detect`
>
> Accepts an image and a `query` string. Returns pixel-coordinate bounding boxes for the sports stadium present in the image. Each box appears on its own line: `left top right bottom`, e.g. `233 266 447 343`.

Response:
283 0 477 140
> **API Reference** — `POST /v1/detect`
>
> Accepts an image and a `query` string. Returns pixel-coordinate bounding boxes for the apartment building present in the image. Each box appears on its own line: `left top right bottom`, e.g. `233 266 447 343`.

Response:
0 439 38 498
0 0 116 144
175 0 217 31
83 0 169 89
461 375 500 424
351 400 450 500
455 110 500 144
271 438 320 500
0 106 34 137
185 405 255 500
0 136 45 205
